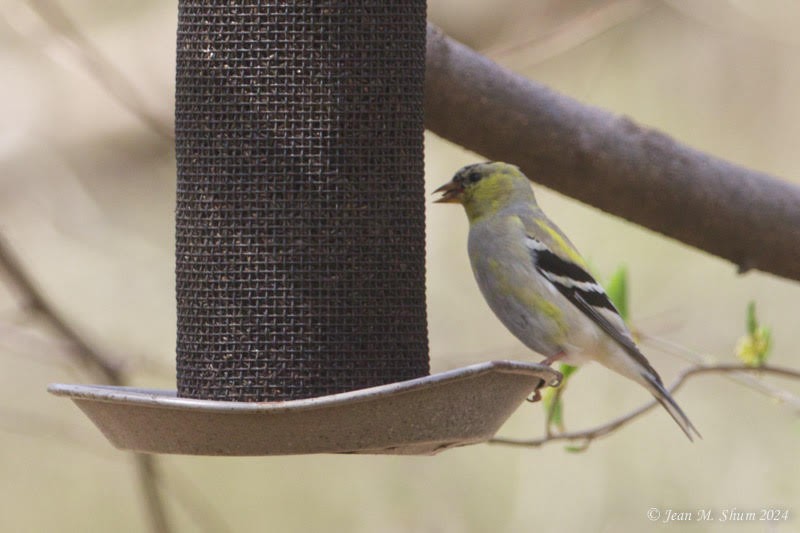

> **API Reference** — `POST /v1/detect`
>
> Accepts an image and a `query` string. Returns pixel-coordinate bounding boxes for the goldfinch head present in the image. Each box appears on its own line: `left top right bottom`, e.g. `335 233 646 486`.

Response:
434 161 537 220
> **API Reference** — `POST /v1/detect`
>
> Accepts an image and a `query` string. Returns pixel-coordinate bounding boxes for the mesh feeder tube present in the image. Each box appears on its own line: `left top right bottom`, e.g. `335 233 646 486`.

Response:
174 1 430 401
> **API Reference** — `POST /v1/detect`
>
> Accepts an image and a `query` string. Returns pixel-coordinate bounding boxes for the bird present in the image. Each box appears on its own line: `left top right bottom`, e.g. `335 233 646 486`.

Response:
434 161 700 441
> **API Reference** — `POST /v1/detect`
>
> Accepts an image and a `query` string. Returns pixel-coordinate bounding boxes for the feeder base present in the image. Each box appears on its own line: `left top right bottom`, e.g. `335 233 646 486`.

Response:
48 360 560 456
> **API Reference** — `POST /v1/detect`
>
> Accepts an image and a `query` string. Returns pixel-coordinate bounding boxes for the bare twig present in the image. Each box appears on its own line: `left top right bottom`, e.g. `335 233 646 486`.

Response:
168 470 236 533
425 23 800 282
134 455 171 533
0 319 175 379
0 405 232 533
0 234 172 533
23 0 173 140
0 234 123 383
0 319 77 369
0 406 114 454
484 0 655 65
642 333 800 413
489 364 800 450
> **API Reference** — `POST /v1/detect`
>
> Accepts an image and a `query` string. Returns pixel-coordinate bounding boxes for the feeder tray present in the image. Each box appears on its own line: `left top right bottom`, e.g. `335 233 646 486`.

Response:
48 360 560 455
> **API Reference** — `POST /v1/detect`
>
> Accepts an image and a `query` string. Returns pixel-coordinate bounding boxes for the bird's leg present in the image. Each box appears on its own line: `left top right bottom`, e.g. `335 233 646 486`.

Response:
542 350 565 367
529 352 565 402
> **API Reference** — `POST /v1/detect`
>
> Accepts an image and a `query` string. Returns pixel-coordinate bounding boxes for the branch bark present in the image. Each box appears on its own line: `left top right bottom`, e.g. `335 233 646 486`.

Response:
425 23 800 282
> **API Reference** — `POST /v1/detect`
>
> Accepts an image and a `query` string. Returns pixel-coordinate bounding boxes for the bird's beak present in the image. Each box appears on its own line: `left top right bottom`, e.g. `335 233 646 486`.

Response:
433 180 464 204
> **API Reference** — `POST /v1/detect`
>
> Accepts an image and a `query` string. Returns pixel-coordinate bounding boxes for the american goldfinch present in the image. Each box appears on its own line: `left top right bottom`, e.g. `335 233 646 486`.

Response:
434 161 699 441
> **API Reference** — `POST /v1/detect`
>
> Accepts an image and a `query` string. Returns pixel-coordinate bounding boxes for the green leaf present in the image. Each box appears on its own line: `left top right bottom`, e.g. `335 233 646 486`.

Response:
746 301 757 336
605 265 629 321
543 363 579 433
560 363 578 379
541 386 563 430
564 444 587 453
736 301 772 367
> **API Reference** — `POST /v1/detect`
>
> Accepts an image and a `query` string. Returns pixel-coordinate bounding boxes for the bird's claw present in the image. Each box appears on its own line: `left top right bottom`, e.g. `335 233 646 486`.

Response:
526 389 542 403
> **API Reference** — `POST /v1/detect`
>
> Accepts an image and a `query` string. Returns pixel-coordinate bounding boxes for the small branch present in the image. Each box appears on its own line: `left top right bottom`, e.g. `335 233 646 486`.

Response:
134 454 172 533
0 319 78 370
167 470 236 533
425 23 800 282
489 364 800 449
642 333 800 414
0 234 172 533
24 0 173 140
0 406 113 454
1 405 230 533
484 0 655 65
0 234 123 384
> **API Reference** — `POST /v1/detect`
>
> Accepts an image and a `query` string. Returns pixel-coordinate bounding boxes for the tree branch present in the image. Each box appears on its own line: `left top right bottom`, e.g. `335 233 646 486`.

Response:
425 23 800 282
489 364 800 450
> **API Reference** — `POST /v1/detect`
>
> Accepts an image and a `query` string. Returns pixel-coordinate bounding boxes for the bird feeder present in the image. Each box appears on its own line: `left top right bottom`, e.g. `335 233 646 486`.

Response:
49 0 559 455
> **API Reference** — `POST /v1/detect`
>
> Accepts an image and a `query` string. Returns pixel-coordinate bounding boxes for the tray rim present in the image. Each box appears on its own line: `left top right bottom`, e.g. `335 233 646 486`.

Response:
48 359 561 414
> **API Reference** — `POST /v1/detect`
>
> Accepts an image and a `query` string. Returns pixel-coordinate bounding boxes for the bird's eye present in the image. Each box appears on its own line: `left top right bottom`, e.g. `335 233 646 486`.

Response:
468 171 481 183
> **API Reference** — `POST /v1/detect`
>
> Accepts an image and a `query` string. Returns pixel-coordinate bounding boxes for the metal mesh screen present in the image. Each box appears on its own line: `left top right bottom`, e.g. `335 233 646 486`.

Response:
174 1 429 401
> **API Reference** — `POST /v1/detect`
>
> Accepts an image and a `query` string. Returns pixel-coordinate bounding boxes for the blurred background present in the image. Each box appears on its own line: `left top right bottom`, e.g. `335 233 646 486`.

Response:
1 0 799 531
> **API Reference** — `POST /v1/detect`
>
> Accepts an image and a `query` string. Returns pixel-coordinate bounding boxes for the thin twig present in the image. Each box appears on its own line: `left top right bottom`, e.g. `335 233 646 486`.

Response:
167 470 236 533
484 0 655 65
0 406 115 455
0 234 173 533
4 414 230 533
0 319 79 372
489 364 800 449
0 405 231 533
642 333 800 413
134 455 171 533
23 0 173 140
0 234 123 383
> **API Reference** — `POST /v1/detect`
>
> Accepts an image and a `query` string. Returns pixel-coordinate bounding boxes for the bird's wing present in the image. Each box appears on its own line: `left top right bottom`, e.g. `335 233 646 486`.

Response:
524 231 661 381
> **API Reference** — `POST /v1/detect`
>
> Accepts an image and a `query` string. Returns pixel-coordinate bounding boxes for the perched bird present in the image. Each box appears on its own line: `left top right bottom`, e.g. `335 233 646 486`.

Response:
434 161 699 441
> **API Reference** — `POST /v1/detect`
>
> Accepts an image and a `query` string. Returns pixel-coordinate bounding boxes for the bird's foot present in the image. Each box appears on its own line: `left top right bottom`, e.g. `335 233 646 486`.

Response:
527 389 542 403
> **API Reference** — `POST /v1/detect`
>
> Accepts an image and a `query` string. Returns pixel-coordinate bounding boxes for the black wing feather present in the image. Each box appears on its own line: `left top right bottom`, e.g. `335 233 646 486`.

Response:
530 242 661 381
534 247 618 313
570 293 661 381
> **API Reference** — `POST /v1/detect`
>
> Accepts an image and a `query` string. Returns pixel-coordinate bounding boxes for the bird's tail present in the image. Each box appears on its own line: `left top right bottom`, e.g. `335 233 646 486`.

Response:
640 372 701 442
